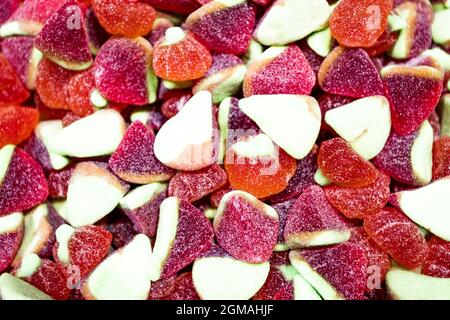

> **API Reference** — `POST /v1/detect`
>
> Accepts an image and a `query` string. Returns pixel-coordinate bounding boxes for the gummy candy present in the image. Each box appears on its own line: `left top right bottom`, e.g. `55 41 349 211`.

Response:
0 212 23 273
318 138 378 188
153 28 212 81
186 0 256 55
432 137 450 180
168 164 228 203
364 207 428 269
330 0 393 48
318 47 384 98
243 45 316 97
142 0 200 15
324 172 391 219
0 0 18 24
1 36 36 89
66 68 96 116
85 8 109 55
146 18 174 47
271 199 295 249
92 0 156 38
166 272 200 300
422 236 450 278
253 265 294 300
214 190 279 263
0 106 39 148
224 134 297 199
0 53 30 106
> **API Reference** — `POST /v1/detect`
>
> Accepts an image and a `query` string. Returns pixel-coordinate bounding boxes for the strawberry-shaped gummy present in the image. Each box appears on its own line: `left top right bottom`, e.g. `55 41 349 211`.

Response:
0 53 30 106
214 190 279 263
290 243 368 300
324 172 391 219
168 164 228 202
166 272 200 300
54 225 112 279
382 63 443 135
271 199 295 249
422 236 450 278
93 37 156 106
364 207 428 269
433 137 450 180
34 0 93 71
243 45 316 97
0 106 39 148
224 134 297 198
0 0 18 24
36 58 77 109
66 68 96 116
318 138 378 188
47 166 74 198
85 8 109 55
253 265 294 300
186 0 256 55
92 0 156 38
365 29 398 57
330 0 393 48
318 46 384 98
142 0 200 15
0 146 48 216
153 27 212 81
0 212 24 272
109 121 175 184
209 184 234 207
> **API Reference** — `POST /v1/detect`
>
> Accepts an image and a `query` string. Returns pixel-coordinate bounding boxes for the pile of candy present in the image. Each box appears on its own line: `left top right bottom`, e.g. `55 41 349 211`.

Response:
0 0 450 300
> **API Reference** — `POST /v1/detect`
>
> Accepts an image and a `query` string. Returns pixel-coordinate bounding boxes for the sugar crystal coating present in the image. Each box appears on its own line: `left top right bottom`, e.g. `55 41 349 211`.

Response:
1 36 35 88
271 199 295 246
142 0 200 15
67 68 96 116
167 272 200 300
0 106 39 148
0 53 30 106
364 207 428 269
422 236 450 278
432 137 450 180
0 0 18 24
253 265 294 300
0 219 23 272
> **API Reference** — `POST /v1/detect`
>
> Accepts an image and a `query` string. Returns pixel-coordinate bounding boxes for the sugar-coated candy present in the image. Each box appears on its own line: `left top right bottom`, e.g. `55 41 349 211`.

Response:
142 0 200 15
433 137 450 180
422 236 450 278
0 53 30 106
0 106 39 148
0 0 18 24
0 212 24 273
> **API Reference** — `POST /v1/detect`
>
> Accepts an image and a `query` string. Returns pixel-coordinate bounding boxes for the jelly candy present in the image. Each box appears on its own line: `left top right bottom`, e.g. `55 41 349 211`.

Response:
142 0 200 15
85 8 109 55
422 236 450 278
0 0 18 24
66 68 96 116
0 212 24 272
432 137 450 180
0 106 39 148
0 53 30 106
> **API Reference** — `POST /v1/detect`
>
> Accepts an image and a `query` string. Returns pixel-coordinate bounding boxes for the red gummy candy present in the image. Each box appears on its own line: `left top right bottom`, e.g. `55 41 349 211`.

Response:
92 0 156 38
253 266 294 300
422 236 450 278
0 53 30 106
0 213 23 272
324 172 391 219
318 138 378 188
0 147 48 216
432 136 450 180
67 68 96 116
47 166 75 198
364 207 428 269
153 28 212 81
166 272 200 300
1 36 35 89
186 1 256 55
168 164 228 203
0 0 19 24
36 58 76 110
271 199 295 247
142 0 200 15
330 0 393 48
0 106 39 148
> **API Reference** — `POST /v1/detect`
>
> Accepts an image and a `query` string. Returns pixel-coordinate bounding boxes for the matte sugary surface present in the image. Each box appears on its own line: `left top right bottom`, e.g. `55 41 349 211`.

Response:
7 0 62 26
66 226 112 278
147 19 174 47
266 150 318 203
23 259 70 300
153 32 212 81
253 266 294 300
35 1 93 66
61 111 82 127
0 148 48 216
214 193 279 263
1 36 34 88
0 53 30 106
0 227 23 273
167 272 200 300
349 227 391 290
373 129 419 186
19 135 52 180
36 58 76 109
226 97 259 134
318 138 378 188
284 185 349 246
292 243 367 300
0 106 39 148
142 0 200 15
161 200 214 278
383 67 443 135
92 0 156 38
271 199 295 245
94 38 152 105
161 92 192 119
422 236 450 278
365 29 398 57
330 0 393 48
168 165 228 203
187 2 256 55
244 45 316 97
0 0 18 24
109 121 175 184
364 207 428 269
107 217 136 249
225 140 297 199
48 166 75 198
432 137 450 180
67 68 95 116
148 275 176 300
209 184 234 208
122 188 167 238
324 172 391 219
318 47 384 98
203 53 242 78
85 8 109 53
318 93 354 131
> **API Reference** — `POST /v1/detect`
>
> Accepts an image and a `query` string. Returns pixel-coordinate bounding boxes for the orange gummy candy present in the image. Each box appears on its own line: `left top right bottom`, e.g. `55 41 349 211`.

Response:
92 0 156 38
153 28 212 81
318 138 378 188
0 106 39 148
330 0 393 48
67 68 96 117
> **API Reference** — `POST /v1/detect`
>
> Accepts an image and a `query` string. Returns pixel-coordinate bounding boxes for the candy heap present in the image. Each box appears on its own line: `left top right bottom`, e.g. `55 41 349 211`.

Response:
0 0 450 301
